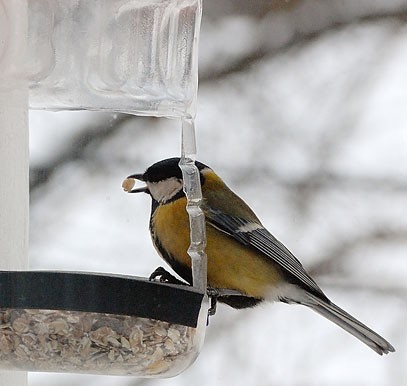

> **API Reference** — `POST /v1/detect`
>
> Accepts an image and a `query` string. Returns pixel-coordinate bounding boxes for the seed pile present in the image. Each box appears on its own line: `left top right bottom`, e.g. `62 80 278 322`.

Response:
0 308 197 376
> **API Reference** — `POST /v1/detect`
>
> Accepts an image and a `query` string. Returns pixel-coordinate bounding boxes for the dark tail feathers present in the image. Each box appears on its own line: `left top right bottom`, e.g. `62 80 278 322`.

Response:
301 292 395 355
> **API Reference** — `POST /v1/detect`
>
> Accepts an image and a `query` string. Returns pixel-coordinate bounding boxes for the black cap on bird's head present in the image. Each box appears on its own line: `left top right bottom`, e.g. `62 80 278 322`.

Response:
143 158 185 182
125 158 209 203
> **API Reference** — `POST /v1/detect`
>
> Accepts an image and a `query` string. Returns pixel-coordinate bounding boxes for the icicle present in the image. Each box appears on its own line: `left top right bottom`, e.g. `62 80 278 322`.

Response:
179 116 207 293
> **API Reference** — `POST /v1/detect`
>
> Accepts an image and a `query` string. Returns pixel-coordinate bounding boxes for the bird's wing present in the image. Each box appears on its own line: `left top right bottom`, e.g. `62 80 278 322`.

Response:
205 207 324 296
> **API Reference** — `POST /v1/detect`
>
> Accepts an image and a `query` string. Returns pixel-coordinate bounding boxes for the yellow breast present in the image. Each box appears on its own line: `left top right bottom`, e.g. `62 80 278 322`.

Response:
152 198 283 298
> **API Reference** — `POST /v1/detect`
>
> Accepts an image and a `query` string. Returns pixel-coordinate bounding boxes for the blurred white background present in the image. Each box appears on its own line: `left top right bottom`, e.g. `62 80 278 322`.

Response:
28 1 406 385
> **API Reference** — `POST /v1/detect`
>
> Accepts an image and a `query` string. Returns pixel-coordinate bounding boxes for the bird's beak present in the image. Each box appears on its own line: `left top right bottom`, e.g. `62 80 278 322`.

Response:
122 173 149 193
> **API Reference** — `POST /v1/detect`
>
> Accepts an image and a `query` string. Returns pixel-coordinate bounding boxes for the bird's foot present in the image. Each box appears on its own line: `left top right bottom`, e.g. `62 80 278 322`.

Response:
207 287 222 316
148 266 186 285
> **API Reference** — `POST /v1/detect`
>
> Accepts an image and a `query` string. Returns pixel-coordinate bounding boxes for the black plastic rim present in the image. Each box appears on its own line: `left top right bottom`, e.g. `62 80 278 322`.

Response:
0 271 204 327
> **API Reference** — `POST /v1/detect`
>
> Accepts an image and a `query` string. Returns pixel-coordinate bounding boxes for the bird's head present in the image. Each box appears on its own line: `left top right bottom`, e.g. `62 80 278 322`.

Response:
123 157 209 204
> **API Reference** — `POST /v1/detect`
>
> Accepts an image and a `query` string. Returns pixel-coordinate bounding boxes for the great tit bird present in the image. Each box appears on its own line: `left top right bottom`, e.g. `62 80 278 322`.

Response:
124 157 394 355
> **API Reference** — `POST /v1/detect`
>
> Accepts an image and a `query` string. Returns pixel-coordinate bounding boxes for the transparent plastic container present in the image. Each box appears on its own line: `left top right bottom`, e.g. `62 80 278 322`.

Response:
0 271 208 377
27 0 202 117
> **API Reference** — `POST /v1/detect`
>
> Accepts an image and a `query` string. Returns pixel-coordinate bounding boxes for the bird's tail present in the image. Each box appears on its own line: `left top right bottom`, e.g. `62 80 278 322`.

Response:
300 292 395 355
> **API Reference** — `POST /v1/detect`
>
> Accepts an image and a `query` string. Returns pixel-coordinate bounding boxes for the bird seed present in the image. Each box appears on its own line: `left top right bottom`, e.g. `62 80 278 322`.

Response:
0 308 197 376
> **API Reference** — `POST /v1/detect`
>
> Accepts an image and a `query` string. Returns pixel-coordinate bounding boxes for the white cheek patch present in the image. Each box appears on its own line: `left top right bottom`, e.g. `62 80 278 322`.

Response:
237 222 263 233
147 178 183 203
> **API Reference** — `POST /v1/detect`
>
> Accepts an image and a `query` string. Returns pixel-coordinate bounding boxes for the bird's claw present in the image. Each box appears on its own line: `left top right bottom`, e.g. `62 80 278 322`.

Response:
207 287 221 316
148 266 186 285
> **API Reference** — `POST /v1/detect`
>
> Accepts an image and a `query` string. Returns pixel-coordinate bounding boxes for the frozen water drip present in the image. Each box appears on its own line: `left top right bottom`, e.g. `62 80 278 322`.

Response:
179 117 208 294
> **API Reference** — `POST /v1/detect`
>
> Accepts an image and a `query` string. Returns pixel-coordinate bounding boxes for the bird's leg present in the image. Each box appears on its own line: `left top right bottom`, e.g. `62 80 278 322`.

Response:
148 266 186 285
209 296 218 316
207 287 221 316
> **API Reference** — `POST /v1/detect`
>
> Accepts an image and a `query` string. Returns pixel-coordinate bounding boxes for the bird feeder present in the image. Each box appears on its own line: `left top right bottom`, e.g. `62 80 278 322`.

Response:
0 0 207 380
0 271 206 376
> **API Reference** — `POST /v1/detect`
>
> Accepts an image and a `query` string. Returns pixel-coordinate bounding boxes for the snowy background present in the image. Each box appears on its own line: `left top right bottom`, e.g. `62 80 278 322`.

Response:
28 1 406 385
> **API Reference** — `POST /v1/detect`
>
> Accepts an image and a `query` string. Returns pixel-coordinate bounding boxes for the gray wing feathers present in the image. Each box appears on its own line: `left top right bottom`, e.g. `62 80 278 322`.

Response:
249 228 323 295
205 208 324 296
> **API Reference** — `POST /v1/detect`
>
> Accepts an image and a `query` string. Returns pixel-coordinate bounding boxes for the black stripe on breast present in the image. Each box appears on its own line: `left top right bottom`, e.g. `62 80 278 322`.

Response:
151 233 193 285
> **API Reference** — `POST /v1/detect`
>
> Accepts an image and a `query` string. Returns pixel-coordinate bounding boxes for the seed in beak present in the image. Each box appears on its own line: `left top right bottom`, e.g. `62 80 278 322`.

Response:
122 178 136 192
